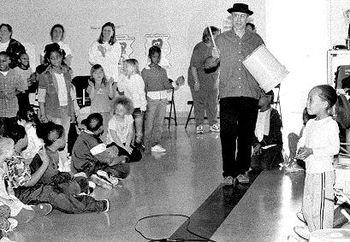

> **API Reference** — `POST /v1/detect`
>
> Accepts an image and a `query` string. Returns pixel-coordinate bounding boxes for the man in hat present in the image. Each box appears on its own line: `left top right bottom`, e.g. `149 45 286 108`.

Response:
212 3 264 185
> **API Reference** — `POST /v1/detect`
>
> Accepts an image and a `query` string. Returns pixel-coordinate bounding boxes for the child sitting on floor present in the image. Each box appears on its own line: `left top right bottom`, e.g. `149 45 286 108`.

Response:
0 137 52 237
250 90 283 171
107 96 142 162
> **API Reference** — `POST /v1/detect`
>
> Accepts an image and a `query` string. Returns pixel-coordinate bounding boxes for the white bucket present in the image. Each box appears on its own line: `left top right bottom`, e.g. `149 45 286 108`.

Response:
243 45 289 92
310 229 350 242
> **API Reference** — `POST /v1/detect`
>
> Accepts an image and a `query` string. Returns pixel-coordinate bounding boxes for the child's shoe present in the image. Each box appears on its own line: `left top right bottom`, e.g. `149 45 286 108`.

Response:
96 170 119 187
296 211 306 224
31 203 53 216
209 123 220 132
151 144 166 153
101 199 110 213
293 226 310 240
196 125 204 134
90 174 112 190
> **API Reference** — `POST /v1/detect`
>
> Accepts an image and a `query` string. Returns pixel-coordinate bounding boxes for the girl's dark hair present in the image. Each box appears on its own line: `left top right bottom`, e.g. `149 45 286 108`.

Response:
37 122 64 147
202 26 220 43
246 22 256 31
111 96 134 115
314 85 337 109
50 24 65 41
17 107 40 127
90 64 107 87
3 121 26 144
148 45 161 59
43 43 66 64
85 113 103 132
0 24 12 38
97 22 116 45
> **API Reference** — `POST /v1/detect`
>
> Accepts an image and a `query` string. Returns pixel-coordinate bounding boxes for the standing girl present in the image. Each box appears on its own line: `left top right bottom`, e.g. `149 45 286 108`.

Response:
87 64 113 142
117 59 147 148
37 43 75 171
40 24 73 67
141 46 184 152
293 85 339 240
108 96 142 162
88 22 121 83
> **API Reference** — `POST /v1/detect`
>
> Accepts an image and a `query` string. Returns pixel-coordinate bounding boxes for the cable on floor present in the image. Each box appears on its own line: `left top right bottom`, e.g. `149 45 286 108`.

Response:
134 213 217 242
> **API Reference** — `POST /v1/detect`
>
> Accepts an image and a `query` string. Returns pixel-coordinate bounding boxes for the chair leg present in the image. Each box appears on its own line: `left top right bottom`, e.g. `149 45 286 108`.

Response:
185 103 194 129
168 101 173 129
173 100 177 126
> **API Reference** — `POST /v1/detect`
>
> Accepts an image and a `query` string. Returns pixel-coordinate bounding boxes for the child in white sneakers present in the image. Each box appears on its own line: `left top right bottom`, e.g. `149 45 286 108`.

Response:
293 85 340 240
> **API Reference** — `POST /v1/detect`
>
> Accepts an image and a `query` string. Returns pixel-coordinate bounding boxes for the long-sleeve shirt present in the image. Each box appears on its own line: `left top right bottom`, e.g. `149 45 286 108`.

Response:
0 69 26 118
215 30 264 100
297 117 340 173
118 74 147 111
88 41 121 83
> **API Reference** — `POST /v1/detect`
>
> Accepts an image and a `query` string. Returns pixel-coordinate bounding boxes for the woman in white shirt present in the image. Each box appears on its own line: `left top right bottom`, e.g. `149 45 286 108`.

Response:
40 24 72 67
88 22 121 83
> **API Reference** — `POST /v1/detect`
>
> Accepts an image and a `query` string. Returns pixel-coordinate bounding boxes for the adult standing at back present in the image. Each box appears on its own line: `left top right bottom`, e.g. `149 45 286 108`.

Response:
213 3 264 185
40 24 73 67
0 23 25 68
188 26 221 134
88 22 121 83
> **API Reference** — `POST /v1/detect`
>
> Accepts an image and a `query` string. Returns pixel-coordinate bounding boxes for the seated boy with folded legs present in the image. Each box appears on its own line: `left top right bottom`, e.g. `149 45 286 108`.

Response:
71 113 130 189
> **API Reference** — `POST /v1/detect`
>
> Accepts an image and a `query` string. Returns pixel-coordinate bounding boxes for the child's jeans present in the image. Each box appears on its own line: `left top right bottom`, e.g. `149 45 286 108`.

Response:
132 108 144 145
144 98 167 149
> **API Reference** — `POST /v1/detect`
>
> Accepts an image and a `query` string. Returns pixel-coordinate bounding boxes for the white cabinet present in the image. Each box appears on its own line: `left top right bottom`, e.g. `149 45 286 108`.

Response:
327 49 350 87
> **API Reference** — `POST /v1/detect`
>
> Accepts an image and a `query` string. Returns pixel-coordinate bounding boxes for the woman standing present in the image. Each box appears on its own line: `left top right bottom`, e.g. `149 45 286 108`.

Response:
188 26 221 134
0 23 25 68
40 24 73 66
88 22 121 83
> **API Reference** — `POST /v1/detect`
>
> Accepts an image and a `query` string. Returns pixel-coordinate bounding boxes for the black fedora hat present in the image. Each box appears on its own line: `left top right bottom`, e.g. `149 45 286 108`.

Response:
227 3 253 15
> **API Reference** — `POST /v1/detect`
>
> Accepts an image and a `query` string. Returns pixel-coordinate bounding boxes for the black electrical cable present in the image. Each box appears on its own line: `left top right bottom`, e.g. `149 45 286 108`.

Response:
134 213 217 242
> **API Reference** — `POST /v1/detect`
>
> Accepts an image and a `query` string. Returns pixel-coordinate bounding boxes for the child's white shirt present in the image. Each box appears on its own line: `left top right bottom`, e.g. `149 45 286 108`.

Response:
297 117 339 173
118 74 147 111
21 124 44 160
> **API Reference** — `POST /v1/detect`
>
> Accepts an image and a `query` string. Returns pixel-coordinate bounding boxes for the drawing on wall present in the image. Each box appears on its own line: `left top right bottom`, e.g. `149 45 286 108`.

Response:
144 33 171 69
116 34 135 64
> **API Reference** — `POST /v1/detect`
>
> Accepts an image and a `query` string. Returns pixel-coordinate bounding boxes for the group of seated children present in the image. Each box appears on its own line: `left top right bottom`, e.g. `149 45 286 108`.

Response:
0 33 185 238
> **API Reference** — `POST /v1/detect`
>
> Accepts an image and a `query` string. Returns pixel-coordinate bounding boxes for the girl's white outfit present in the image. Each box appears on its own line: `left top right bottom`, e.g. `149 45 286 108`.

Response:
21 124 44 160
117 74 147 111
88 41 121 83
297 117 340 232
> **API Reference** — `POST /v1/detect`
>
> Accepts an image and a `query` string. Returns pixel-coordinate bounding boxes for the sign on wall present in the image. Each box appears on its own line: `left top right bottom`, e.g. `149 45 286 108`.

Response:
116 34 135 64
144 33 171 69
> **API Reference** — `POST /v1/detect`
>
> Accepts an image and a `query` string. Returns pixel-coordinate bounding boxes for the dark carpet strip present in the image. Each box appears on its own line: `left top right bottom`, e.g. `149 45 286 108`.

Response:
169 172 261 241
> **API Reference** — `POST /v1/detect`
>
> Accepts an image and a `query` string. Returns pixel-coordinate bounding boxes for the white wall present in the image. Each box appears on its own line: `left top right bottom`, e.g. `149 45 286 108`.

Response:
0 0 265 114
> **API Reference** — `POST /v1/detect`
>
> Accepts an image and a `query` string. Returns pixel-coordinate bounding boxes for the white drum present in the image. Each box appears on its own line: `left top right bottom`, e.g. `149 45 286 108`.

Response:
310 229 350 242
243 45 289 92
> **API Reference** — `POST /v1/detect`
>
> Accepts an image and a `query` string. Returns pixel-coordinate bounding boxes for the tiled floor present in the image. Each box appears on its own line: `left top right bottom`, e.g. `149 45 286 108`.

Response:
7 125 308 242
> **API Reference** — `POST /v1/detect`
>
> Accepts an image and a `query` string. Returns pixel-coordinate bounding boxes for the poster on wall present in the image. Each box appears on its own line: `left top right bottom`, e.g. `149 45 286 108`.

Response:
116 34 135 65
144 34 171 69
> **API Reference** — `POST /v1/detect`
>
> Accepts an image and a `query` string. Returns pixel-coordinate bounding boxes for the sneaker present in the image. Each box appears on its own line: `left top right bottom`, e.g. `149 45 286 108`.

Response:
96 170 119 187
236 174 250 184
196 125 204 134
296 211 306 224
101 199 110 213
209 123 220 132
151 144 166 153
222 176 234 186
32 203 53 216
293 226 310 240
90 174 112 190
